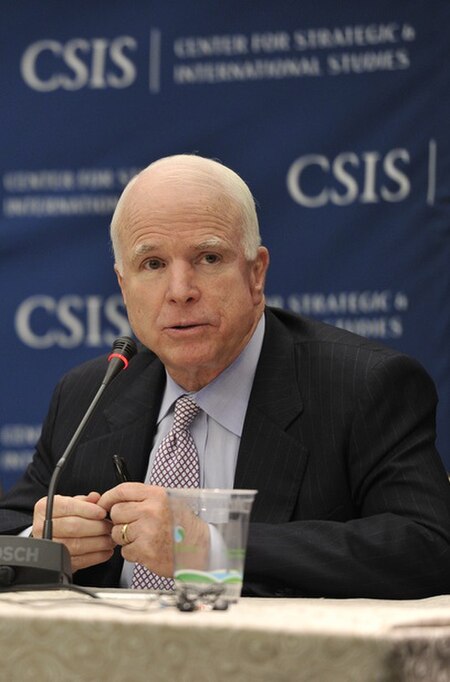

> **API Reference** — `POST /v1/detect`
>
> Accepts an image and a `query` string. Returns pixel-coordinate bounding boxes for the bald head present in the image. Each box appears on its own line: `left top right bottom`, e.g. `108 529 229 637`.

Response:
110 154 261 271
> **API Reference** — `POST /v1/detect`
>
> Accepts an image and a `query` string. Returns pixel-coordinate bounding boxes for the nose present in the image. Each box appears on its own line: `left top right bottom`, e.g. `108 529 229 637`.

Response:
165 262 200 304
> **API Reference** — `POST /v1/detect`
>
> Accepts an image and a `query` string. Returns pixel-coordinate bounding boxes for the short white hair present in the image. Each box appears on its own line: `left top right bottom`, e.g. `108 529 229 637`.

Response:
110 154 261 270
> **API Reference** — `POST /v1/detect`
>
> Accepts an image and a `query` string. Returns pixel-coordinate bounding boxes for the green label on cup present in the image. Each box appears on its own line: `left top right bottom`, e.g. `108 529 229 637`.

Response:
174 569 243 585
227 548 245 559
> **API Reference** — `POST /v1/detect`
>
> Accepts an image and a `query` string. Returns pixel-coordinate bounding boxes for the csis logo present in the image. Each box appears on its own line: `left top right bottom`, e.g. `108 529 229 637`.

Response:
20 36 138 91
14 294 131 349
286 149 412 207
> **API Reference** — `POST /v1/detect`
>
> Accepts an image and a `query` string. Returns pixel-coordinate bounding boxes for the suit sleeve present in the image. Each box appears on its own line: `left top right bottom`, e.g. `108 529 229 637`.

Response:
0 377 67 533
243 353 450 599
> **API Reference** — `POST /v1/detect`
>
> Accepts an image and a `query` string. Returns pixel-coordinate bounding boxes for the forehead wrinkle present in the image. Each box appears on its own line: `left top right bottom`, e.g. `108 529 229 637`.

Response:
124 171 242 227
118 178 246 265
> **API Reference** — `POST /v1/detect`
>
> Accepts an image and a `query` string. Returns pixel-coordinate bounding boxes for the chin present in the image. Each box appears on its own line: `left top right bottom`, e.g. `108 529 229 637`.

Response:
164 347 209 367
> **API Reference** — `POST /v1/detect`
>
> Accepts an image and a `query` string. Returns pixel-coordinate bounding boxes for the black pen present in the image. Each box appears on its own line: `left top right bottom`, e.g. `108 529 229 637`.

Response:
112 454 131 483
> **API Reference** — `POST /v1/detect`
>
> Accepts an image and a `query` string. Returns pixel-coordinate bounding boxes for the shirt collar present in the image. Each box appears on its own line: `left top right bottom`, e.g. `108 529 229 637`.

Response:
158 314 265 436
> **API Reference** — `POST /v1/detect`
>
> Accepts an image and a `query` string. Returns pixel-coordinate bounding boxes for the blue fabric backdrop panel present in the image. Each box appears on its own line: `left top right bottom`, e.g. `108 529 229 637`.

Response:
1 0 449 491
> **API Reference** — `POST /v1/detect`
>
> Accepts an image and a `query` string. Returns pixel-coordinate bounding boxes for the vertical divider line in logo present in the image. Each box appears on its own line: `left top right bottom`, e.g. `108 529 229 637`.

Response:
149 28 161 93
427 139 437 206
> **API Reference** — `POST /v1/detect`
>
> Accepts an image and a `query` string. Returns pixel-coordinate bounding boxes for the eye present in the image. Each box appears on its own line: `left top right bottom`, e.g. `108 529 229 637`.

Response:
202 253 221 264
144 258 165 270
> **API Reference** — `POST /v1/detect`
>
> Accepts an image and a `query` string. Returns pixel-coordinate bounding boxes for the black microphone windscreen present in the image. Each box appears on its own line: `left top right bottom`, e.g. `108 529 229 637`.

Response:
110 336 137 363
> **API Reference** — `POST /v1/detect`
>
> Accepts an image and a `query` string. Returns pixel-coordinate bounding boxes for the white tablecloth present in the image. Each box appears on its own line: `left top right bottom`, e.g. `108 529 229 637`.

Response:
0 590 448 681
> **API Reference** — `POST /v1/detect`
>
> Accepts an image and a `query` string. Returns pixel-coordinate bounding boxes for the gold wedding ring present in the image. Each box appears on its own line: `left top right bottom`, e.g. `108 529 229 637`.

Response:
121 523 130 545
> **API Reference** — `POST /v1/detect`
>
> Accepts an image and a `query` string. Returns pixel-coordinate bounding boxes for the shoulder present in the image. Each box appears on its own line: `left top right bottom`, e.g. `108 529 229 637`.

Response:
266 305 393 353
267 305 408 358
51 343 161 412
264 306 436 394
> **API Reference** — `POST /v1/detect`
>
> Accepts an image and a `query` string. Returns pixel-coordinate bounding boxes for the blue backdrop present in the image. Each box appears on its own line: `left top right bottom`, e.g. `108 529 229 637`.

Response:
1 0 449 491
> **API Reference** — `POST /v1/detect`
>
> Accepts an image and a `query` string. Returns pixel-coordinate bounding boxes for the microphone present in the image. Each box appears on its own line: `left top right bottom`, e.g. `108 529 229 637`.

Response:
0 336 137 589
43 335 137 539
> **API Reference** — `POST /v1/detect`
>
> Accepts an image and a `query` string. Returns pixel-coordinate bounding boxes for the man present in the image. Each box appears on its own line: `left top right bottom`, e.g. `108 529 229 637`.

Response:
1 154 449 598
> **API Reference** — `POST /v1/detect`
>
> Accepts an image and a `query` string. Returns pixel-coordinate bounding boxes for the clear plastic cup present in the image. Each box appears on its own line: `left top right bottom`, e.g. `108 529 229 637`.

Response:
166 488 257 610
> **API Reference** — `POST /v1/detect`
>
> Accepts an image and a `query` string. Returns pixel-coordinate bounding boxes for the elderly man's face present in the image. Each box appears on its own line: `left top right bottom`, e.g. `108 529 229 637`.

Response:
114 170 269 391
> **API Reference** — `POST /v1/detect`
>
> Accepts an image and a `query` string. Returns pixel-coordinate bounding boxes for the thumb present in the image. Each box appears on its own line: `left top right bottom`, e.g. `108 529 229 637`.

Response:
74 491 102 503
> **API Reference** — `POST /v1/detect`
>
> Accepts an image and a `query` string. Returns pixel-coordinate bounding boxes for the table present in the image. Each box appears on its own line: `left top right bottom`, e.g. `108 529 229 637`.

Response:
0 590 449 681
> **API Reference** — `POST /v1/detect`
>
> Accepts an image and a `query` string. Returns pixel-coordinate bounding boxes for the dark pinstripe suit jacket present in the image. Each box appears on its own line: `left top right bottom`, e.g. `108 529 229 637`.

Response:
1 307 449 598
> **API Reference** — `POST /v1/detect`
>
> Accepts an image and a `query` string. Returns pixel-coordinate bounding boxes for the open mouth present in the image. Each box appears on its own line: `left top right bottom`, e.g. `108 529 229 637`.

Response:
168 323 206 331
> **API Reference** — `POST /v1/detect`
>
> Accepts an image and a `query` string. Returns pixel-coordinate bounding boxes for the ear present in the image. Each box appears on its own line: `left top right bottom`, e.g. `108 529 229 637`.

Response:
250 247 270 305
114 264 127 306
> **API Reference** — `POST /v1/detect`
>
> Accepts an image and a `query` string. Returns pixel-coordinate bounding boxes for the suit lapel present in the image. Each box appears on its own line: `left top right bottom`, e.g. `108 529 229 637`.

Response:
235 309 308 523
102 347 165 430
102 349 166 482
69 349 166 487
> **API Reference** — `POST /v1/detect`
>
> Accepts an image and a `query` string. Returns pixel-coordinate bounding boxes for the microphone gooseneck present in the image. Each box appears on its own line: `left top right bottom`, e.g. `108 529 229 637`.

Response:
42 336 137 540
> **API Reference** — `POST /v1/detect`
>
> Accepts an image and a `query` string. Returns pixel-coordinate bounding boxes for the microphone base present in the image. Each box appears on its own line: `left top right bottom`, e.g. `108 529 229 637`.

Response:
0 536 72 588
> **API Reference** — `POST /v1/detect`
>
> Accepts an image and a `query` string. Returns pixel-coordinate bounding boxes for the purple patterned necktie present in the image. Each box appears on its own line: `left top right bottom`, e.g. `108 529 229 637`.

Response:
131 395 200 590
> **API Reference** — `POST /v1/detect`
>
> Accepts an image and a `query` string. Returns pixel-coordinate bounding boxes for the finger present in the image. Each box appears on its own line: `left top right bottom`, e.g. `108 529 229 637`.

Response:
111 518 150 550
72 549 115 573
56 533 116 558
52 494 108 520
33 495 105 538
98 483 163 511
74 492 101 503
118 522 173 576
33 495 50 522
52 517 113 539
108 499 161 525
120 543 141 564
111 521 138 547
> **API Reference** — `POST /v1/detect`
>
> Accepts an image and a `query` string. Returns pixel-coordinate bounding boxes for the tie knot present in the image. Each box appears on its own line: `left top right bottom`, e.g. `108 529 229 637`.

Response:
172 395 200 432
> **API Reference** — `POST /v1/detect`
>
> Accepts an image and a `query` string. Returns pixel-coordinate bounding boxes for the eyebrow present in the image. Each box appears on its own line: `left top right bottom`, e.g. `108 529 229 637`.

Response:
132 237 226 261
130 243 158 264
134 243 158 256
194 238 225 250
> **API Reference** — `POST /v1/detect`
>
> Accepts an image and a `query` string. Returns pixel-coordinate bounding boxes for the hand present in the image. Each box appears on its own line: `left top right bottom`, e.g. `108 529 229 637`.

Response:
98 483 175 578
33 492 115 573
98 484 211 578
